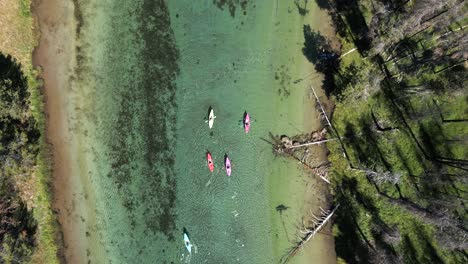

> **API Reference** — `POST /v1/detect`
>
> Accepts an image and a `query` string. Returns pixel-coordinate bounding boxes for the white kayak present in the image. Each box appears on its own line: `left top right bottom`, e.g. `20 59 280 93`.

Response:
208 108 216 129
184 232 192 254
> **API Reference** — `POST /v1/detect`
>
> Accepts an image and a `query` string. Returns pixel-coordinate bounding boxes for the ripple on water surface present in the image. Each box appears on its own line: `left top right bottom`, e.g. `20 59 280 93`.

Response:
70 0 321 263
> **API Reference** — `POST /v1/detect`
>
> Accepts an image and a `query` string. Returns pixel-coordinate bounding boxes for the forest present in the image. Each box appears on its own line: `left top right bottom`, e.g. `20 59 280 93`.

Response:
0 53 38 262
300 0 467 263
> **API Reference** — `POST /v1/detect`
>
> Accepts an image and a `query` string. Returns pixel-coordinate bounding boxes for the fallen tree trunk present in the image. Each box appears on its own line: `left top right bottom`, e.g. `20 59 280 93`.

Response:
286 138 338 149
281 204 340 263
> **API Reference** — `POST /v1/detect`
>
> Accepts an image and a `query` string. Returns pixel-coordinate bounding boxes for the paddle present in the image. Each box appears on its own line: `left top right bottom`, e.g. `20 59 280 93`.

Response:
205 115 217 120
238 118 256 126
204 115 216 123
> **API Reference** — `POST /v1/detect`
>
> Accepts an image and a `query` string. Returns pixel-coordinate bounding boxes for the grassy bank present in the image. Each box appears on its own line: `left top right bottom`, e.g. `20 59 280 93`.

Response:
0 0 59 263
300 0 467 263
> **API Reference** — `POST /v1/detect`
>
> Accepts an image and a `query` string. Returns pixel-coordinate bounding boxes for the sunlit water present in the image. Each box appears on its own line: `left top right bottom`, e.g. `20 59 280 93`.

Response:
66 0 324 263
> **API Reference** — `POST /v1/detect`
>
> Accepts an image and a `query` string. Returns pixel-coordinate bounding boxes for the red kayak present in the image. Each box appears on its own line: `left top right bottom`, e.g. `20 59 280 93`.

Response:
243 112 250 133
207 152 214 172
225 156 232 176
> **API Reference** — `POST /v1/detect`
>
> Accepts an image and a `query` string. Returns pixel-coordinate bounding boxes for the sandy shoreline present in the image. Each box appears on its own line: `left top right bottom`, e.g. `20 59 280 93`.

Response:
246 2 339 261
278 4 340 263
32 0 87 262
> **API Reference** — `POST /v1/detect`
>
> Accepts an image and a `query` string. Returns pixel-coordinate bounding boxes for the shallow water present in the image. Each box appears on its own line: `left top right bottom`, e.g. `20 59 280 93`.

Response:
51 0 331 263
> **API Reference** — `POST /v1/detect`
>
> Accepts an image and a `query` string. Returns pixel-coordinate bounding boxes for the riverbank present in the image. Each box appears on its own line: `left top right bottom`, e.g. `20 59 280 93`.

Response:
266 4 340 263
0 0 59 262
315 1 467 263
32 0 95 262
32 0 339 263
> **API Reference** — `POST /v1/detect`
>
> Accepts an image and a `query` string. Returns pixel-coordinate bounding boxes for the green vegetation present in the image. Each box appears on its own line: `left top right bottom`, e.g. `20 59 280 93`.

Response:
27 71 59 264
19 0 31 17
0 53 37 263
304 0 467 263
0 1 59 263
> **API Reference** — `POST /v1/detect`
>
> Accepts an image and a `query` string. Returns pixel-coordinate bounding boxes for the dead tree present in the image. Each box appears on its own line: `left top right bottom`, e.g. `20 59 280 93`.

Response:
287 146 331 184
281 204 340 264
273 131 333 184
310 86 332 128
436 226 468 250
353 167 402 185
371 110 399 132
310 86 353 167
286 138 338 149
379 193 466 232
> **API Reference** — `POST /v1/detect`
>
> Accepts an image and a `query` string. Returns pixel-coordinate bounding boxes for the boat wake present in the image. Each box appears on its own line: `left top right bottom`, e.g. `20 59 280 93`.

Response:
181 243 198 263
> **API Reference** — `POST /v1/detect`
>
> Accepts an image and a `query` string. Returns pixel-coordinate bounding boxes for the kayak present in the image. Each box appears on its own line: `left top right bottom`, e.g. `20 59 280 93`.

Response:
207 152 214 172
243 112 250 133
208 108 215 129
225 156 232 176
184 232 192 254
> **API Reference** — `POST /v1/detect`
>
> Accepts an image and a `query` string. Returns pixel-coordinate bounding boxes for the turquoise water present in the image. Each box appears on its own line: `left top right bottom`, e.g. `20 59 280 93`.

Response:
68 0 324 263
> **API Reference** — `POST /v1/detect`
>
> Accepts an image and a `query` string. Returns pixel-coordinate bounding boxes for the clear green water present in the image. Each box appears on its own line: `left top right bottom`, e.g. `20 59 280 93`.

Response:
69 0 322 263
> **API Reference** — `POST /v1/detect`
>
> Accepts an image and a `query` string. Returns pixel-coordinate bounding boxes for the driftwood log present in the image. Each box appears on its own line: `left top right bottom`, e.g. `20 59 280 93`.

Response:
281 204 340 264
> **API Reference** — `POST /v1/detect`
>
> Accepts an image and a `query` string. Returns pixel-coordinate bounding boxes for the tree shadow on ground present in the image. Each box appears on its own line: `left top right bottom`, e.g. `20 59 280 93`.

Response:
302 25 338 68
419 121 458 161
378 79 434 160
335 175 403 263
343 118 391 171
313 0 371 54
334 177 373 263
358 116 392 170
376 0 410 11
394 144 424 193
412 224 445 263
419 121 468 172
302 25 340 97
370 223 400 264
401 234 420 264
391 38 426 73
334 0 372 54
333 62 364 100
314 0 331 10
378 78 468 174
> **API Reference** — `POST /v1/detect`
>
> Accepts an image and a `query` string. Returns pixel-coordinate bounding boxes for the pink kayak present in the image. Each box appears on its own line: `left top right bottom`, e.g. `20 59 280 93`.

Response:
207 152 214 172
225 156 232 176
243 112 250 133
